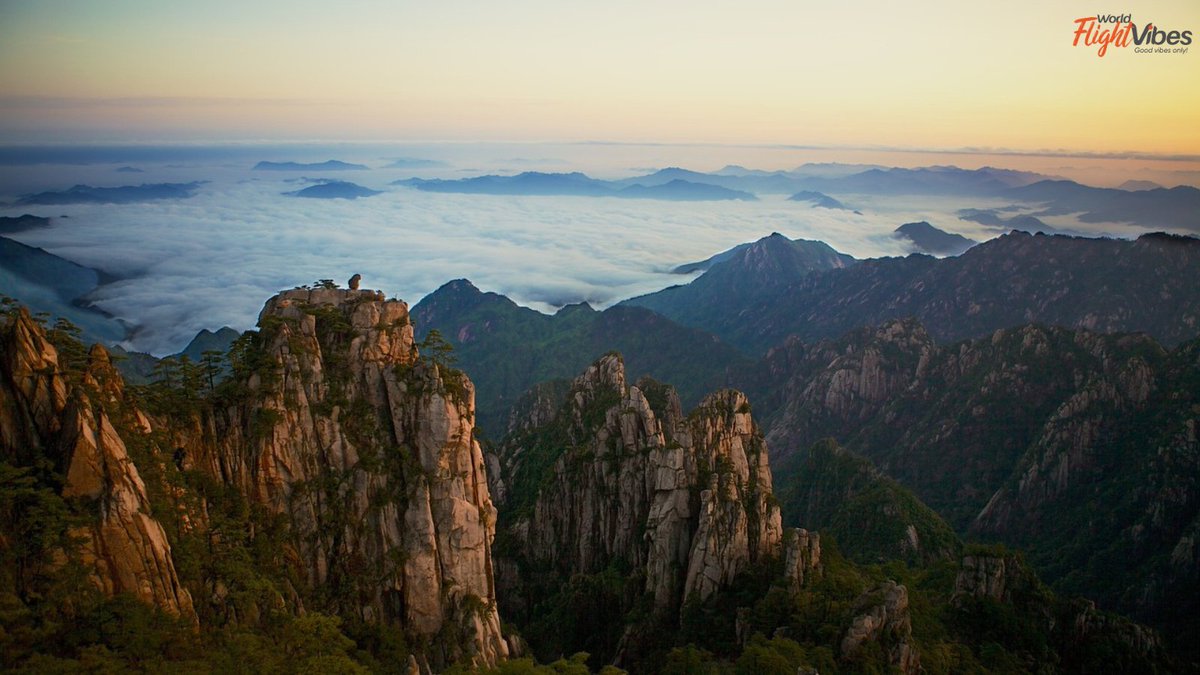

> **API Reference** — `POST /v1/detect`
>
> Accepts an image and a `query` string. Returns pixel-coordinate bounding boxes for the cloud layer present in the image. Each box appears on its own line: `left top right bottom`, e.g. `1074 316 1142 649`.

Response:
0 157 1146 355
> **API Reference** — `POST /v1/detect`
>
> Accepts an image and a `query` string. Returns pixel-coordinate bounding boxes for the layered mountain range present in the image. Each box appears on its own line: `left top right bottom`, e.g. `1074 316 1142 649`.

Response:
626 230 1200 353
2 277 1183 672
410 279 751 437
3 220 1199 671
395 172 757 201
415 231 1200 440
14 182 204 205
407 228 1200 667
389 165 1200 230
743 319 1199 646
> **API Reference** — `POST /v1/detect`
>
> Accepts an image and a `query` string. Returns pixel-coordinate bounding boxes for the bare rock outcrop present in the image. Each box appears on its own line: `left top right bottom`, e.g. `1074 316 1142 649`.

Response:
0 309 196 621
1067 597 1163 657
188 287 508 669
492 354 784 625
749 317 1199 643
953 553 1033 604
840 580 920 674
951 551 1167 665
1 287 514 670
783 528 821 592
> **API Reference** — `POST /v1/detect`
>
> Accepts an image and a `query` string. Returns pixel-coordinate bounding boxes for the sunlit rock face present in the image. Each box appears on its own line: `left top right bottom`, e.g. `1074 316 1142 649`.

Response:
1 288 511 671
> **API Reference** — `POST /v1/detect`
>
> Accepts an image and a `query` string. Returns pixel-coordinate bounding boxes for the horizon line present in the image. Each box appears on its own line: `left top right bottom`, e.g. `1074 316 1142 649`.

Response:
0 139 1197 165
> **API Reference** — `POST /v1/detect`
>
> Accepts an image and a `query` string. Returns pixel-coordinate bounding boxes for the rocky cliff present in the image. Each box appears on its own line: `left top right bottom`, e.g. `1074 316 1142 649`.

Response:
0 309 196 621
782 527 821 593
952 550 1166 669
3 289 1187 672
189 287 510 668
840 581 920 674
746 318 1200 652
0 287 512 671
953 552 1041 604
488 354 787 662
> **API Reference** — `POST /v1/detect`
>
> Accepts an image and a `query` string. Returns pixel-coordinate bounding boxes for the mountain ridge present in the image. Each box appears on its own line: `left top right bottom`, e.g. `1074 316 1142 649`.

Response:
893 221 978 255
738 317 1200 656
15 182 204 205
396 171 757 201
411 278 750 437
283 180 381 199
0 287 1185 672
622 233 857 344
626 230 1200 353
253 159 368 171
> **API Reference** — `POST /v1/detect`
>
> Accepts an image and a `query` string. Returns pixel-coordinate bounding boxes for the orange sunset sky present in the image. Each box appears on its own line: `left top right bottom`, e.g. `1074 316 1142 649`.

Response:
1 0 1198 158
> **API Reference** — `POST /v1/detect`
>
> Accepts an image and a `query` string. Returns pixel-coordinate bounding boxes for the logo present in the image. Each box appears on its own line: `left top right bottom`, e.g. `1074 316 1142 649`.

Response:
1072 14 1192 56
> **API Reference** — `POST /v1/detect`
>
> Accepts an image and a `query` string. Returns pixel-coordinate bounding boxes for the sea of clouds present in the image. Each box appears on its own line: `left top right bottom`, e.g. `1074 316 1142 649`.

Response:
0 145 1137 355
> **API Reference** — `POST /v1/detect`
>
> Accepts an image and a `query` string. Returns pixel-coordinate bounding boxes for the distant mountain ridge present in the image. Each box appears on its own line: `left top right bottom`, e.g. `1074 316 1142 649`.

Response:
670 240 758 274
387 163 1200 229
1119 179 1163 191
382 157 448 169
624 233 856 346
0 214 50 234
626 164 1050 196
410 278 750 437
178 326 241 359
395 164 1052 200
0 235 126 343
253 159 368 171
283 180 380 199
110 326 241 384
626 230 1200 353
788 190 851 209
15 182 203 205
798 164 1048 196
1010 180 1200 231
396 171 756 201
893 221 977 255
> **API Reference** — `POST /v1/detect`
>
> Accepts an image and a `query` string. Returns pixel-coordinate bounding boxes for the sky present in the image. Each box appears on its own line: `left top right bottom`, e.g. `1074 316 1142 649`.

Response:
1 0 1199 156
0 0 1198 355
